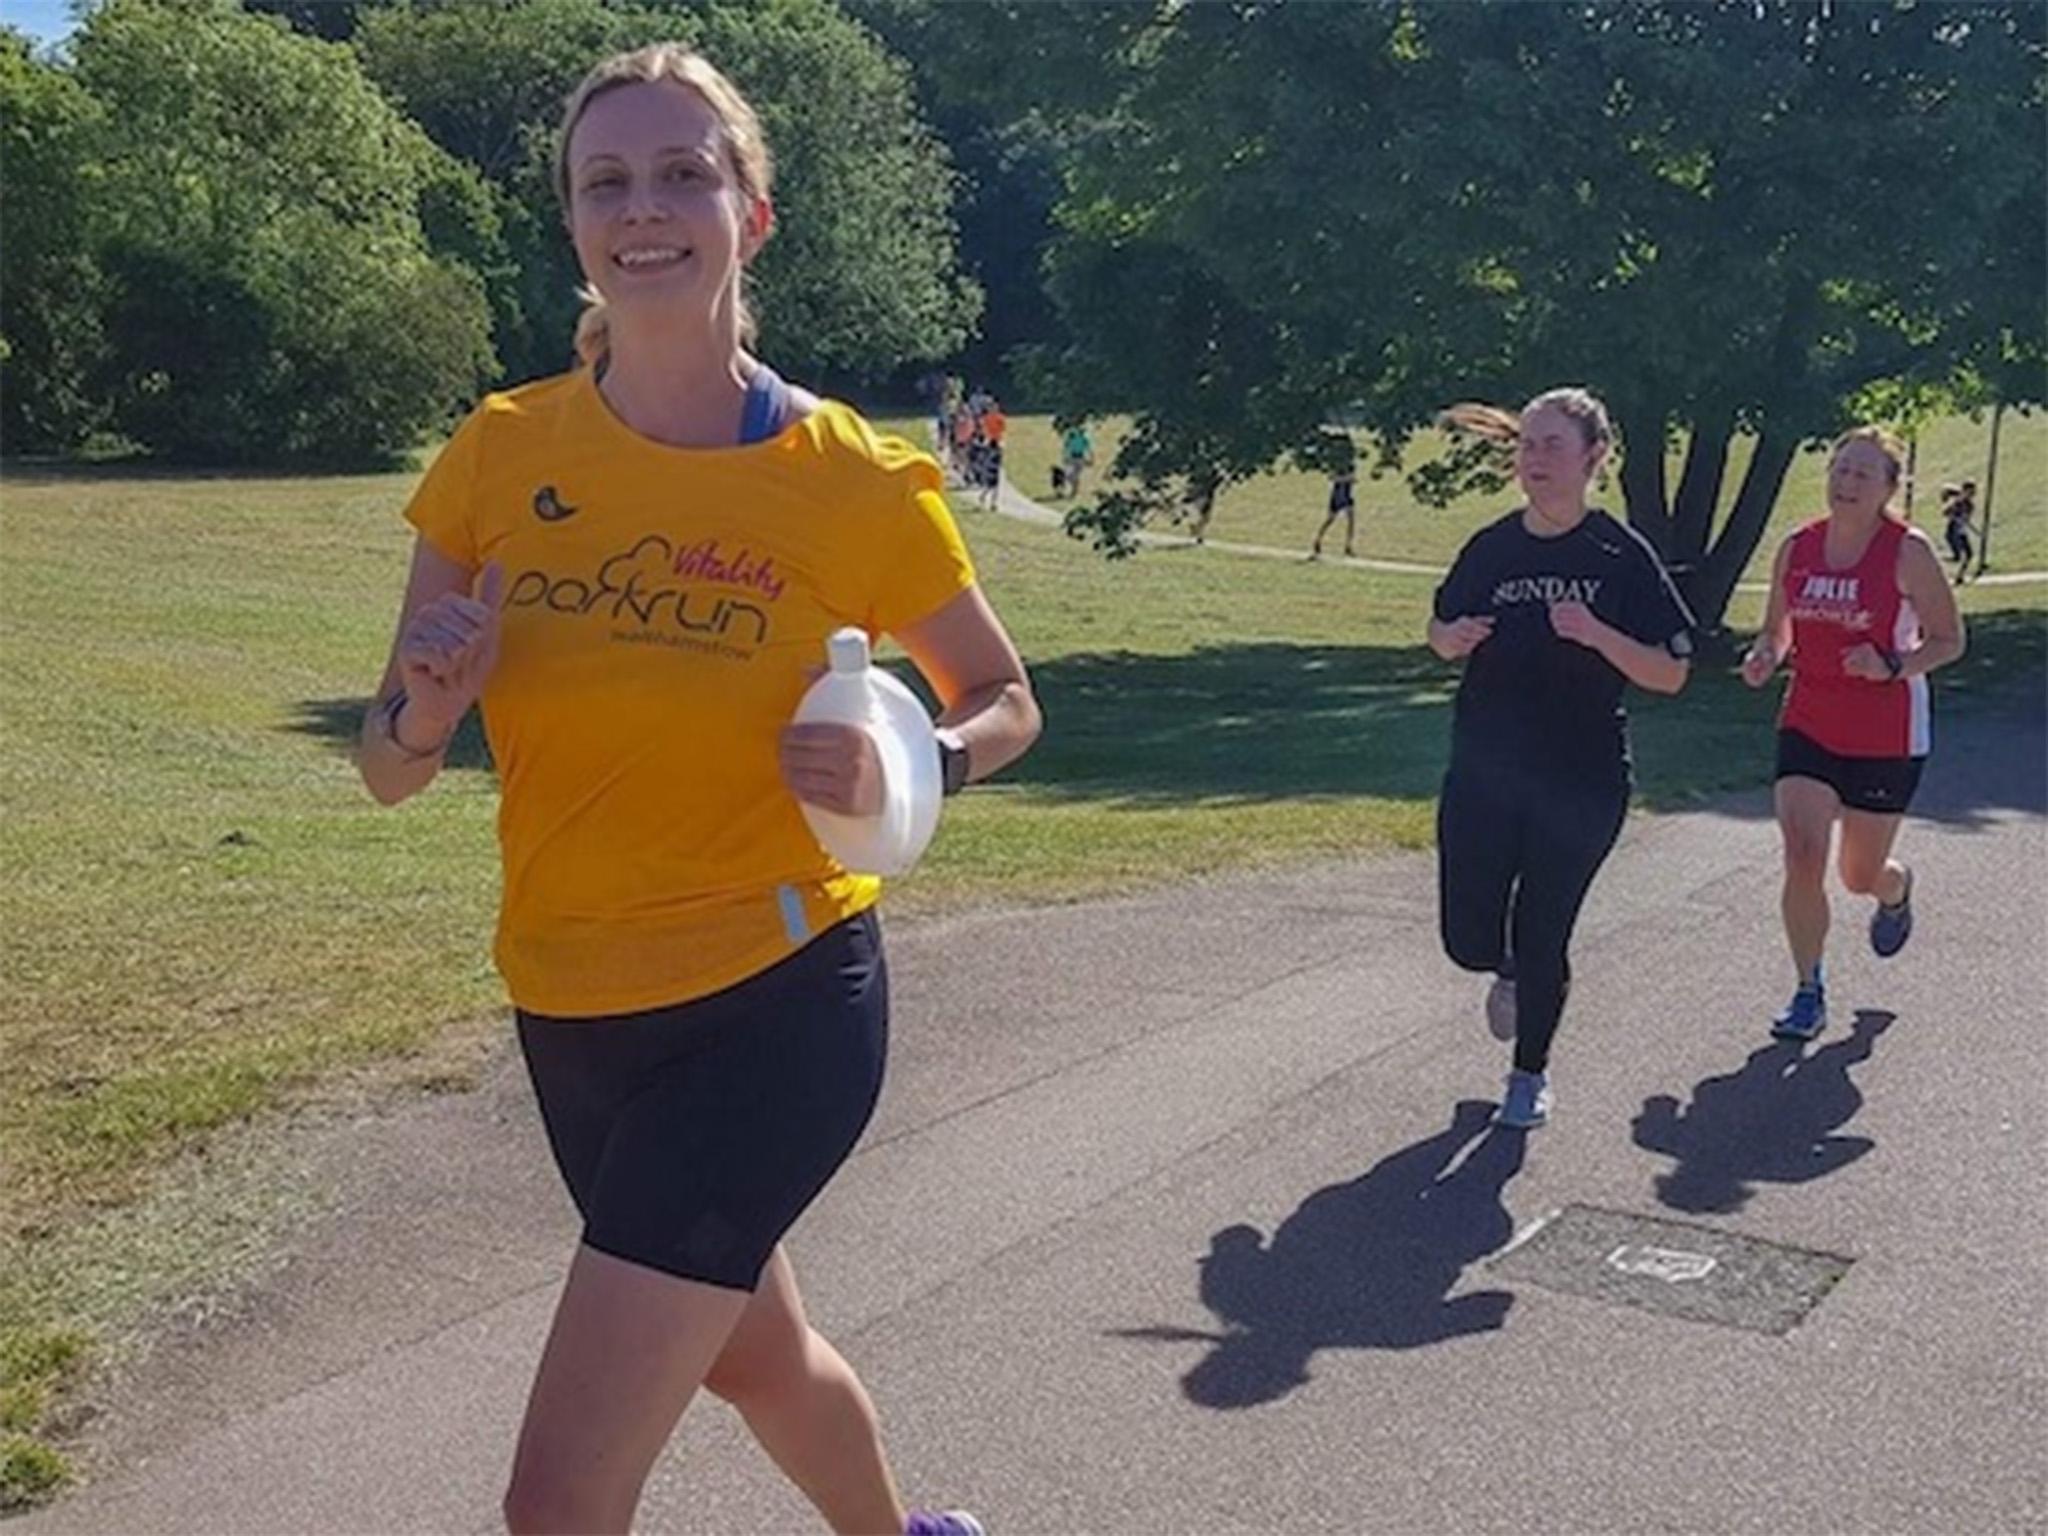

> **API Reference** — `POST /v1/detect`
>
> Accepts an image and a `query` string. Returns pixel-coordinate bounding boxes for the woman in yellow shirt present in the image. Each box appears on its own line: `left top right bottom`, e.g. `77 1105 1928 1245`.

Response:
357 43 1039 1536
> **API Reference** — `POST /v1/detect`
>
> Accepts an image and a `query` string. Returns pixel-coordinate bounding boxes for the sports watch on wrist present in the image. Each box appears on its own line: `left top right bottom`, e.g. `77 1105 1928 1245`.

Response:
936 728 971 797
382 690 453 761
1880 648 1904 680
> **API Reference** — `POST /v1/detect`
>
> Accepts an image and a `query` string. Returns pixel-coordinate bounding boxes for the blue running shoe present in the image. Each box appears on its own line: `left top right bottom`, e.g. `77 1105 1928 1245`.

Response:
1771 980 1827 1041
906 1512 987 1536
1494 1069 1551 1129
1870 866 1914 958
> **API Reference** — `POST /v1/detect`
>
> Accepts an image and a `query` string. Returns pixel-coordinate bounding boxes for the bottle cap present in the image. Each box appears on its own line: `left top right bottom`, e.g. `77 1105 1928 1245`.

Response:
827 627 871 675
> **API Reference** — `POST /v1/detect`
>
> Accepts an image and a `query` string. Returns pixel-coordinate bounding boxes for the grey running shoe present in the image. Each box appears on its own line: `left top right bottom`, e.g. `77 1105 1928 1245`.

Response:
1495 1069 1551 1129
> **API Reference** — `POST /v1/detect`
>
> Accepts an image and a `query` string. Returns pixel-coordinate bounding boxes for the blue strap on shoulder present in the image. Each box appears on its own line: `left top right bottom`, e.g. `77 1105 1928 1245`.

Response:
738 363 795 445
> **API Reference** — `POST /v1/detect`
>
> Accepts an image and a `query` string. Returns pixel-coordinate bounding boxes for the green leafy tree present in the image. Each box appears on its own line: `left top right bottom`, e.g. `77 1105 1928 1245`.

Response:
847 0 1151 386
69 0 495 464
678 0 978 382
244 0 378 42
1024 2 2045 630
0 28 112 453
353 0 648 383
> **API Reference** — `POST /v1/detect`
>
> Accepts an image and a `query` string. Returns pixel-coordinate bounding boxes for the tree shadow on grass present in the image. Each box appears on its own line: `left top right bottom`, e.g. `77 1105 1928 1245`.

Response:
0 456 414 486
284 642 1458 802
999 642 1454 804
281 612 2041 819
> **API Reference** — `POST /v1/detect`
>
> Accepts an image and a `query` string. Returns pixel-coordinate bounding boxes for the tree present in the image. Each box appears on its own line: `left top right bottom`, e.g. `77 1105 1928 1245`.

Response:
244 0 378 42
678 0 979 382
0 28 112 453
1020 2 2046 631
846 0 1151 388
64 0 495 464
353 0 655 383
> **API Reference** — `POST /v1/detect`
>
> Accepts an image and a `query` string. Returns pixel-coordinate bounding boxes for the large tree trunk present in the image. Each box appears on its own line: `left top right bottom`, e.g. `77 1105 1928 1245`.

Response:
1613 400 1673 555
1686 278 1821 637
1691 423 1800 635
1978 399 2005 576
1670 405 1735 569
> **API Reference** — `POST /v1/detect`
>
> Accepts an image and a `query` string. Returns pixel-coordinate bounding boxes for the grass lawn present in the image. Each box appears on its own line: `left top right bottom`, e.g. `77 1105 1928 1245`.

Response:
1000 409 2048 581
0 416 2041 1505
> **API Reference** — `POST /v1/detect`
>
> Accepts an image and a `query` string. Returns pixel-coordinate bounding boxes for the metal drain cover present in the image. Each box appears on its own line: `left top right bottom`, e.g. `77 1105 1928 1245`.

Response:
1488 1204 1852 1335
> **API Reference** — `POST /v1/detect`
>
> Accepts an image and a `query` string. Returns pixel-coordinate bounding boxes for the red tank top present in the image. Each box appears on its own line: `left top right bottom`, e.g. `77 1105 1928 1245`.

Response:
1780 517 1928 758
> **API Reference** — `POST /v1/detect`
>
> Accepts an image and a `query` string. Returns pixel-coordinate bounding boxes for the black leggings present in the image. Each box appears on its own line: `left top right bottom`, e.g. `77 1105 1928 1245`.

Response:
1437 762 1629 1073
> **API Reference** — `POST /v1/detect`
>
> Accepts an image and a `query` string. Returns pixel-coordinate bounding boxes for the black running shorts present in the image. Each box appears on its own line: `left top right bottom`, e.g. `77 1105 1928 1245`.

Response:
515 910 887 1291
1775 728 1925 816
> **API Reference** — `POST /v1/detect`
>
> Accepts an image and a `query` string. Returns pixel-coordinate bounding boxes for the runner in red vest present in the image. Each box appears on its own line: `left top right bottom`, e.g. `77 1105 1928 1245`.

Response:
1742 426 1966 1040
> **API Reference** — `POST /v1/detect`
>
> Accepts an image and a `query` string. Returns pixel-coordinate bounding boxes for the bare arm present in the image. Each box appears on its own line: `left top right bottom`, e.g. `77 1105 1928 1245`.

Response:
357 539 502 806
1895 529 1966 679
1428 615 1495 662
1596 628 1691 695
893 584 1042 782
776 584 1041 817
1761 536 1795 661
1548 601 1689 695
1840 530 1966 682
1741 537 1796 687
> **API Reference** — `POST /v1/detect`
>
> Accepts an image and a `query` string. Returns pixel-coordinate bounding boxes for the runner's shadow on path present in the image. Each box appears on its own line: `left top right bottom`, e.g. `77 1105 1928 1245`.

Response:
1633 1009 1895 1215
1113 1099 1525 1410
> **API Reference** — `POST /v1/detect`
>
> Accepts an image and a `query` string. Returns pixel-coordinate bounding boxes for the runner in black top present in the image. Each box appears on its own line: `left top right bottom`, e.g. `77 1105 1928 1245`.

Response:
1311 468 1358 560
1429 388 1695 1129
1940 481 1978 584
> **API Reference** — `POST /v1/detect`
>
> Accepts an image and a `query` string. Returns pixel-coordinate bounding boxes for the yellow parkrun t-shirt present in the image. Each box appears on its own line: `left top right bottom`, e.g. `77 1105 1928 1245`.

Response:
403 369 975 1019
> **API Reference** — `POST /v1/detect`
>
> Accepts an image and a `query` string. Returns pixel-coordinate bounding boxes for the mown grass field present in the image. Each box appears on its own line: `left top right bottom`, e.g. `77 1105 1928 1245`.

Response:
1001 410 2047 579
0 410 2041 1503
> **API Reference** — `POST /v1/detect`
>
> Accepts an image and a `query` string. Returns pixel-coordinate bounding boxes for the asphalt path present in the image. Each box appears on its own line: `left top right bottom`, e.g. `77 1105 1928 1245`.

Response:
20 698 2044 1535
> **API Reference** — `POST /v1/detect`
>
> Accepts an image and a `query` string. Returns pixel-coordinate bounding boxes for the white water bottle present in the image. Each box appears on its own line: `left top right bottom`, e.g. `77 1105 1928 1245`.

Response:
792 628 942 876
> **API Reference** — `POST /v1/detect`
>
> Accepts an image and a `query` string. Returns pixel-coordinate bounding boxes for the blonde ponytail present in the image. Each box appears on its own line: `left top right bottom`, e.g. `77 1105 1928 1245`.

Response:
572 289 609 368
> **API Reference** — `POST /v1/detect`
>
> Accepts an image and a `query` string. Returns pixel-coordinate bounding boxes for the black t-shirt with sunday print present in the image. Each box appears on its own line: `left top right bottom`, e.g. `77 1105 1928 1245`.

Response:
1433 508 1696 777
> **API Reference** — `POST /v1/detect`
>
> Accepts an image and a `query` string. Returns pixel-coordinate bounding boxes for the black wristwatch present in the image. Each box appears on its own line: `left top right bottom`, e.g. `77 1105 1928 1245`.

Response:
936 729 971 797
1881 648 1904 680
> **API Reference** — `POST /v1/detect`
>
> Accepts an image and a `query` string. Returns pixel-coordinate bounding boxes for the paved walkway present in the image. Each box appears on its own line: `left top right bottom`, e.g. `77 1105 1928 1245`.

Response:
23 708 2045 1534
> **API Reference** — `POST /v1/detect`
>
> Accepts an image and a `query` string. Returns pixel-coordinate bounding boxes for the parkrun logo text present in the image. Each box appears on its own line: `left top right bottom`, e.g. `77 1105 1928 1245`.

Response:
508 535 771 651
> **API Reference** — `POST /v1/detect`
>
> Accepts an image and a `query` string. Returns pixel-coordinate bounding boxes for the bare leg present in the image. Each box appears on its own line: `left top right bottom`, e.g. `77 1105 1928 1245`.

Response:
705 1246 908 1535
503 1244 751 1535
1838 808 1909 907
1775 776 1838 983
